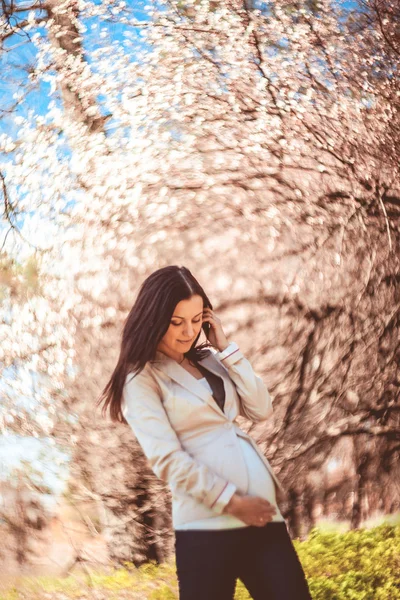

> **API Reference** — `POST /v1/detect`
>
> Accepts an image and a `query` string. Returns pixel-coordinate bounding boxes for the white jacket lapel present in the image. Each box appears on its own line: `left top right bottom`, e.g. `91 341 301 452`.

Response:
151 350 227 417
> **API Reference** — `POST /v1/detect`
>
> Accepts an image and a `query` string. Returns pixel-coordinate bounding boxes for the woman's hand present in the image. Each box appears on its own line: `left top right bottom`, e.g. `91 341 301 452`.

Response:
202 308 229 352
223 493 277 527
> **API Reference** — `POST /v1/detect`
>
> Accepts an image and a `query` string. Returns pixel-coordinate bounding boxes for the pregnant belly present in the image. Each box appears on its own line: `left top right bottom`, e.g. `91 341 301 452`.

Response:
238 437 280 506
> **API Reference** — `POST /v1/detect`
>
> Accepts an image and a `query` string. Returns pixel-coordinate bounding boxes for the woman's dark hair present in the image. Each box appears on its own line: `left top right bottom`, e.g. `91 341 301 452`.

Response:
97 265 213 423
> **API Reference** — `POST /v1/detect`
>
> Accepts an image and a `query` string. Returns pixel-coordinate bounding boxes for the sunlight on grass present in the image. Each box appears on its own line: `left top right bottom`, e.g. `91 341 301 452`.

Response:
0 524 399 600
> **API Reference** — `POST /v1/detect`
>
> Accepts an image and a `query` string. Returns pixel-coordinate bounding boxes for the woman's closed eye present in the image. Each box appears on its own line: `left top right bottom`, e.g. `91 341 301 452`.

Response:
171 318 202 327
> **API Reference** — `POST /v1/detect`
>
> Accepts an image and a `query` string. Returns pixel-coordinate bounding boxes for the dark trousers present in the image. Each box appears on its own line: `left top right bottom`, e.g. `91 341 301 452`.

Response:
174 522 312 600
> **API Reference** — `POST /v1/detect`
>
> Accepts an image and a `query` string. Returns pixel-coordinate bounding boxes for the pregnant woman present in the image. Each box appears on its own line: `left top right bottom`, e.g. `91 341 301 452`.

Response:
98 265 311 600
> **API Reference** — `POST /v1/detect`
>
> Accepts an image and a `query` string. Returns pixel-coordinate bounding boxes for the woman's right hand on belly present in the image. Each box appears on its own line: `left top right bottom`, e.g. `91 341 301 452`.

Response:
222 493 276 526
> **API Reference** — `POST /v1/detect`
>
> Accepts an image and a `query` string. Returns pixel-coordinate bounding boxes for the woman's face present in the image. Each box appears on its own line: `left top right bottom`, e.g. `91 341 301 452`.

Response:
157 294 204 358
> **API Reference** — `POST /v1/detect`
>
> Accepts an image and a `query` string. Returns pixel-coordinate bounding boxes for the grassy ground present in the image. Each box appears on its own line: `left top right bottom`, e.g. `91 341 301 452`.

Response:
1 522 399 600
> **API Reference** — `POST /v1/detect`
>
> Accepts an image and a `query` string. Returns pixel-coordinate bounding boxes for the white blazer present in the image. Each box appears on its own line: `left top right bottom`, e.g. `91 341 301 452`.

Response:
122 341 284 529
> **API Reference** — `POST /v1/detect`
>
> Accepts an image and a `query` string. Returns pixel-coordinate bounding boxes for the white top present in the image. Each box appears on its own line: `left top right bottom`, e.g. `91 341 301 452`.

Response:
175 377 285 530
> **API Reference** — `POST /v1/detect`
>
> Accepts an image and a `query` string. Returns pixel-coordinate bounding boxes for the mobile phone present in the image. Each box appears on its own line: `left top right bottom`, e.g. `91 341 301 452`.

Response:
202 321 211 339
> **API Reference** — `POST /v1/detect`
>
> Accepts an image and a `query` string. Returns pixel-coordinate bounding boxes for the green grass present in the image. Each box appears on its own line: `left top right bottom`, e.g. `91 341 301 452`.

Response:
1 524 399 600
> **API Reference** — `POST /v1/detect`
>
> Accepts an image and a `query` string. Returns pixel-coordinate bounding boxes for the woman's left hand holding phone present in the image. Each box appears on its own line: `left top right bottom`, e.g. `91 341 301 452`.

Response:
202 308 229 352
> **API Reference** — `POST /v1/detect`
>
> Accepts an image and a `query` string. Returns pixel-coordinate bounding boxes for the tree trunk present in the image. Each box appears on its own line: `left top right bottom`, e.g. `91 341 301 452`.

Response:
44 0 107 132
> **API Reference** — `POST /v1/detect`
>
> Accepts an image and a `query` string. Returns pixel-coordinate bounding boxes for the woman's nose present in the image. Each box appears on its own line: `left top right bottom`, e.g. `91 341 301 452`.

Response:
183 324 194 337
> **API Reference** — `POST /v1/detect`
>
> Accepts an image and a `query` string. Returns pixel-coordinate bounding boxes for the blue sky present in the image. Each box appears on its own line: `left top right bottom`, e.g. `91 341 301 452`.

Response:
0 0 150 135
